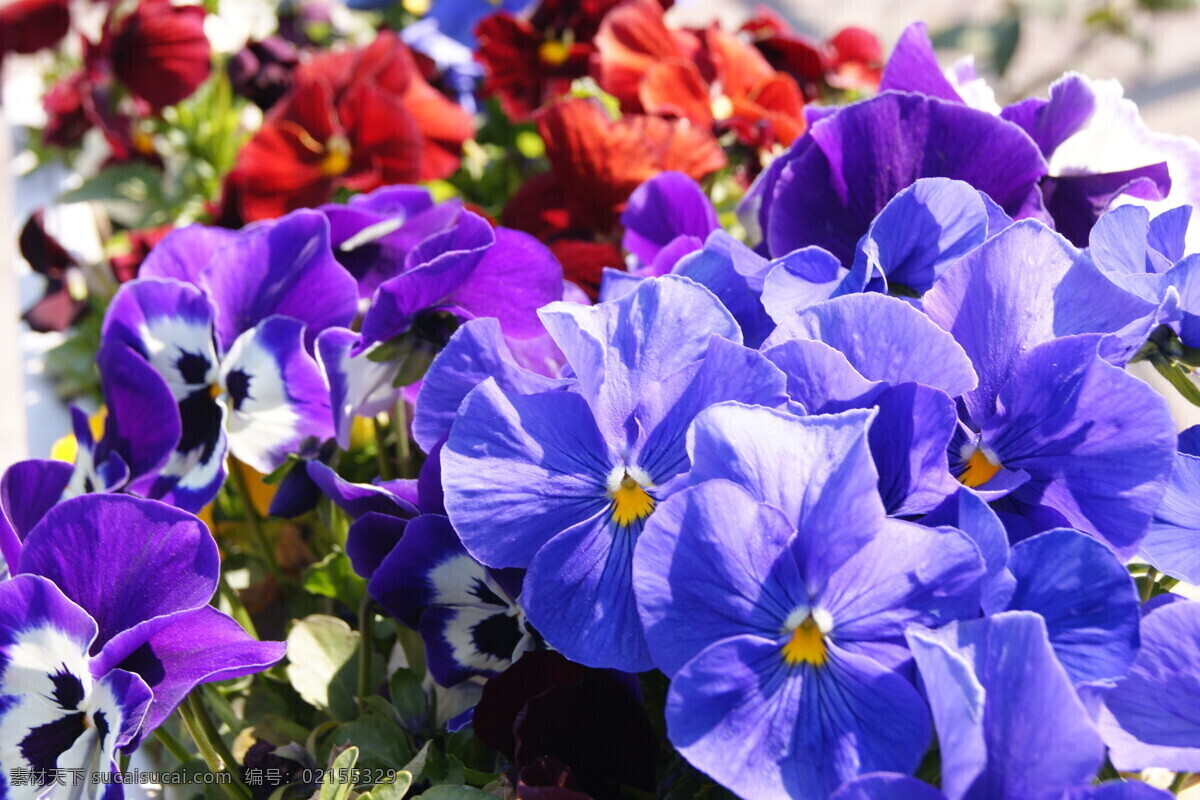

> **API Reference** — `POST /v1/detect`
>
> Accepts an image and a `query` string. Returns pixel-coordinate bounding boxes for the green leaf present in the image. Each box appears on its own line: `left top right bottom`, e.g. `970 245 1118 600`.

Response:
1151 355 1200 406
326 715 415 775
285 615 361 720
389 669 428 731
302 551 367 609
360 771 414 800
319 746 359 800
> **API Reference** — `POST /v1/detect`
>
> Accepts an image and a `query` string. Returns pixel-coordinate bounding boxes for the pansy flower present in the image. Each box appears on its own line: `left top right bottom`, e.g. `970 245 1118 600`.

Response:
744 88 1049 263
223 32 475 222
316 201 564 448
593 0 807 149
922 219 1178 556
0 0 70 63
442 276 788 670
741 10 883 99
1139 426 1200 583
633 403 985 799
0 495 284 797
501 97 726 294
101 211 355 511
474 0 627 120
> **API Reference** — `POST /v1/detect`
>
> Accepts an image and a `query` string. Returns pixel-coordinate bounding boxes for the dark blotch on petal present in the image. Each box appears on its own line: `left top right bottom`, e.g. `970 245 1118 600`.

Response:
20 711 88 777
471 612 523 661
49 666 85 711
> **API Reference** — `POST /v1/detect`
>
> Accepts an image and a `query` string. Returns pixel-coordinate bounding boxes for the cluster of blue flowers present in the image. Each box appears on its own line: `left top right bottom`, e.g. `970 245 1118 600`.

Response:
6 20 1200 800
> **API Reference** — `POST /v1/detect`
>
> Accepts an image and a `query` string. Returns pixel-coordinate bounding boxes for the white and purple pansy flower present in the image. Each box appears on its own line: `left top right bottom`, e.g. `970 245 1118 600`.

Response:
0 494 284 797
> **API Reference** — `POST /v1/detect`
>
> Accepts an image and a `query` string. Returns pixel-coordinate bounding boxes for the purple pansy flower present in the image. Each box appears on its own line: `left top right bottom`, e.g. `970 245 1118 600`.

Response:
318 203 564 448
0 495 284 798
922 220 1177 557
102 279 335 512
744 87 1049 263
441 276 788 671
619 172 720 276
879 23 1179 247
632 404 985 799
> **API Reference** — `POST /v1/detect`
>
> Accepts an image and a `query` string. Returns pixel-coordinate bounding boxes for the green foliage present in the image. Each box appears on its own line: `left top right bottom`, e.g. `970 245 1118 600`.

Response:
285 615 376 721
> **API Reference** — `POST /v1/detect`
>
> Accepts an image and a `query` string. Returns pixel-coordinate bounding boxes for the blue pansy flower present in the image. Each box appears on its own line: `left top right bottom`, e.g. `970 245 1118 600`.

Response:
633 404 986 799
442 276 788 671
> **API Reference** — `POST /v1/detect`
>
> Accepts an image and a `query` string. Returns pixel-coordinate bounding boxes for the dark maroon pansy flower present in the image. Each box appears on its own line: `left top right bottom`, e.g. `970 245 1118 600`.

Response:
106 0 211 111
0 0 70 60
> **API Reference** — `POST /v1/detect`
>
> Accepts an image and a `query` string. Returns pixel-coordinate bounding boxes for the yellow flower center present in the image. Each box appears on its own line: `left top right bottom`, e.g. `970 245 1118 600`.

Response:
539 40 571 67
959 447 1001 488
782 615 827 667
320 136 352 177
402 0 430 15
609 473 655 527
209 382 223 401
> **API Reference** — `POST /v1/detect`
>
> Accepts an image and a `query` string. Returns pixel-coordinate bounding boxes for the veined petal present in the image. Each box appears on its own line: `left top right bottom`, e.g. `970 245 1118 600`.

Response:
907 611 1104 800
764 293 978 399
982 334 1176 559
1101 601 1200 771
443 380 613 569
635 479 803 676
763 338 884 414
822 518 984 670
220 316 334 475
537 275 740 449
522 511 653 671
686 404 885 576
1140 448 1200 583
1002 529 1139 685
866 383 961 516
667 636 931 800
115 606 285 732
18 495 218 674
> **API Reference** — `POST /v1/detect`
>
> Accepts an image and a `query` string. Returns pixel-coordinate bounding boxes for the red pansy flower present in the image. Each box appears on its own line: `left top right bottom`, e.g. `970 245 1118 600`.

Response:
105 0 211 111
223 32 475 222
501 96 725 295
591 0 806 148
474 0 638 121
740 8 882 97
0 0 69 60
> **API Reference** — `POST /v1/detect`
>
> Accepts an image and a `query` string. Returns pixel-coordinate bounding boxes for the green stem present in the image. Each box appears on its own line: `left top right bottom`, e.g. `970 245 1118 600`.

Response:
394 400 412 479
154 724 193 765
359 594 375 700
1171 771 1191 793
1142 567 1160 603
373 417 394 481
178 695 251 800
217 570 258 639
229 462 283 583
204 684 245 734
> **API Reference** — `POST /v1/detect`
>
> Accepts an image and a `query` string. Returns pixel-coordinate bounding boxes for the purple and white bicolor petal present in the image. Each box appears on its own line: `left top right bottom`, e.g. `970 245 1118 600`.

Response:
218 316 334 475
0 575 153 800
370 514 534 686
907 611 1105 800
200 210 357 353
